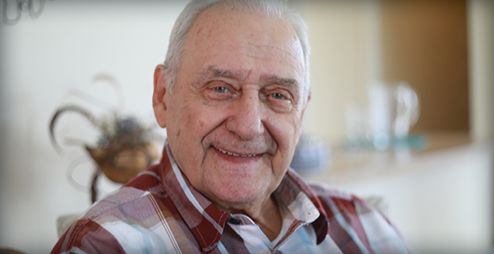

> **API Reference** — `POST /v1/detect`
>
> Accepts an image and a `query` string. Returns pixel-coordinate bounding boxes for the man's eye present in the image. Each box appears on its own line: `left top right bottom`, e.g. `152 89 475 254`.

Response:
205 83 235 101
264 90 293 113
271 93 285 100
213 86 229 93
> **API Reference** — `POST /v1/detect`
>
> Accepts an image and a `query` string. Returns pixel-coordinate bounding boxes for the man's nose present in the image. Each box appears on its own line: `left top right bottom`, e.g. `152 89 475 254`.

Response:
226 93 264 141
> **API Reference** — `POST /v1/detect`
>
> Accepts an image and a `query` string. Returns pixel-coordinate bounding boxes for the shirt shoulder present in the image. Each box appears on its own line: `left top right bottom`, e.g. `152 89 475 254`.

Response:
305 180 357 201
82 164 166 222
306 181 412 253
52 165 192 254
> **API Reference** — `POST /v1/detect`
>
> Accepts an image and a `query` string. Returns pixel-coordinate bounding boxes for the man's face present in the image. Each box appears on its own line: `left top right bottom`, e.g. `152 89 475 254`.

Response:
154 5 307 209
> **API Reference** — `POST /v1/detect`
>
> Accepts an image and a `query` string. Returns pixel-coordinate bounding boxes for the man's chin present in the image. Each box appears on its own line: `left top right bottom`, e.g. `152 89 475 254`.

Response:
204 183 269 210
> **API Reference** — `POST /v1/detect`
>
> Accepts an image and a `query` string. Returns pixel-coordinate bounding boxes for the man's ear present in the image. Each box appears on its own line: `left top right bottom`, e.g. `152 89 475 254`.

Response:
153 64 168 128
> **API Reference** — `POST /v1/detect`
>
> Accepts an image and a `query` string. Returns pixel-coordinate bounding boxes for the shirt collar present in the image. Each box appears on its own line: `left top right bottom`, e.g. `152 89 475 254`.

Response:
281 169 330 245
159 143 329 251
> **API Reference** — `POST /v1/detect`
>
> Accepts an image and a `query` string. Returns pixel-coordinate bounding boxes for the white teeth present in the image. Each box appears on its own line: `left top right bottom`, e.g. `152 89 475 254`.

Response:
213 146 257 157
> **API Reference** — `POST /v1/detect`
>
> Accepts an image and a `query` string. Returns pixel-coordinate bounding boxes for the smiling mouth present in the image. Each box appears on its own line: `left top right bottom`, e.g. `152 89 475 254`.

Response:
212 145 261 158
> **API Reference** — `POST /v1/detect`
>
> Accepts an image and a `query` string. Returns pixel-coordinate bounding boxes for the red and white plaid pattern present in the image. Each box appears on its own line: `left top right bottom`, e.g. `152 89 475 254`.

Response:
52 145 411 254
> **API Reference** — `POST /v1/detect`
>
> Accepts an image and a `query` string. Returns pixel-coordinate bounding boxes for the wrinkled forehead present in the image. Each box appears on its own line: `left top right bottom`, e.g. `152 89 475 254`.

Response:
181 4 305 83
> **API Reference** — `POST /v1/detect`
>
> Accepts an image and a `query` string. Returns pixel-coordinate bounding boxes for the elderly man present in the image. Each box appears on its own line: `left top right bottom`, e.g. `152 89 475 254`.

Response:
53 0 410 253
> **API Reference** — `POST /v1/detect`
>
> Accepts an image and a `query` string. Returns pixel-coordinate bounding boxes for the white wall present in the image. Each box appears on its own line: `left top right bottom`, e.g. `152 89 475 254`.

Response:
0 1 185 252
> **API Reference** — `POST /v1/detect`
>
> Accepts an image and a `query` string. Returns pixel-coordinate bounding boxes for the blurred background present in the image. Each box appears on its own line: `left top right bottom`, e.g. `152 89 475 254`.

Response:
0 0 493 253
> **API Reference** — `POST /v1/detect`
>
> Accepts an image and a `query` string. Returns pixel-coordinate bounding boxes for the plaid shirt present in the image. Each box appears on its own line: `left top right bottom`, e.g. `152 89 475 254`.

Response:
52 145 411 254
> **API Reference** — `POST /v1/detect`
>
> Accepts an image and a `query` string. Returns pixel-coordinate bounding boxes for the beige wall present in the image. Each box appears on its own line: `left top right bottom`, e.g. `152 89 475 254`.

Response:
294 0 381 145
469 0 494 141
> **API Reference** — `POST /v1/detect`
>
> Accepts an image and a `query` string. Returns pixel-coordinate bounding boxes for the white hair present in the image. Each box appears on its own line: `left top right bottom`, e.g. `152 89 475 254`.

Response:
163 0 311 104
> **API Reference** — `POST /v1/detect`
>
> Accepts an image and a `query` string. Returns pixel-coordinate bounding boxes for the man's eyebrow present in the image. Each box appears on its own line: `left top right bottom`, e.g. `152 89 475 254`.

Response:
201 66 248 80
261 75 299 89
